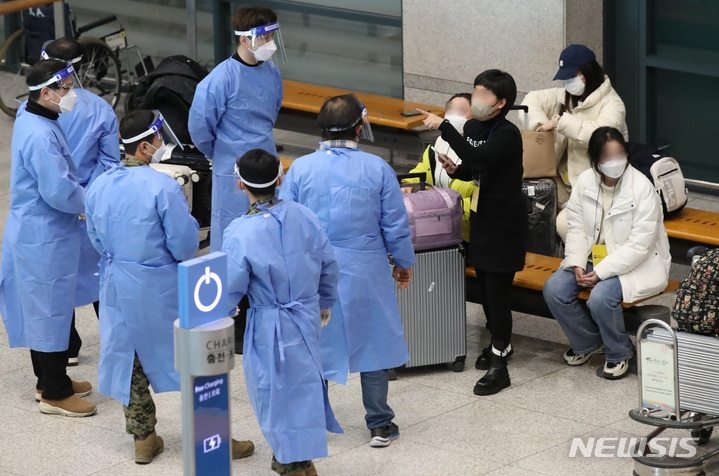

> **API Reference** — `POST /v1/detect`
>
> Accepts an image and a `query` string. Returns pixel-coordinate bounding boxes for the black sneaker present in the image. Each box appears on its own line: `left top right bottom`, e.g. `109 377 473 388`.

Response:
369 422 399 448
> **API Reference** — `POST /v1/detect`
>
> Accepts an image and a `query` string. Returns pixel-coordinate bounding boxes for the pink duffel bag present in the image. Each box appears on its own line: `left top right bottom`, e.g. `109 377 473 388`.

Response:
398 173 464 251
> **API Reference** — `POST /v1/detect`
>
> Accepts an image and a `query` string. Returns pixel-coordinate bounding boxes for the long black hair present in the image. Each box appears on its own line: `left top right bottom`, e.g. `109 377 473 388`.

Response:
587 126 627 174
564 59 605 110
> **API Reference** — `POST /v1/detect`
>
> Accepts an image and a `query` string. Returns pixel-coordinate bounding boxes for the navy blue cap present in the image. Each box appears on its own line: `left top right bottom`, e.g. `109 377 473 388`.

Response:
553 44 596 80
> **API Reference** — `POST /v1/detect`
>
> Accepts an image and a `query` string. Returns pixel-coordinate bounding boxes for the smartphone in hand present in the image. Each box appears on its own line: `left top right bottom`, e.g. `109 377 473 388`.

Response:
431 145 455 165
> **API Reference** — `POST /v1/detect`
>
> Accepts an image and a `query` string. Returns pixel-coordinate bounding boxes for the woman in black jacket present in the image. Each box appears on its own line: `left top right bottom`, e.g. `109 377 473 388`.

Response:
419 69 528 396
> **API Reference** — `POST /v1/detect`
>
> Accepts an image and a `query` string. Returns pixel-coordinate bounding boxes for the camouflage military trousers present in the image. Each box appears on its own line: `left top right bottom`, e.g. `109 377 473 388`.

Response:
123 355 157 437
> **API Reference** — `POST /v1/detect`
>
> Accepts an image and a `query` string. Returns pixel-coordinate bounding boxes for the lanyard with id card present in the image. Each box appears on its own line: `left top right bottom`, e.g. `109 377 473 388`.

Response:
592 244 608 265
470 179 480 212
592 183 616 266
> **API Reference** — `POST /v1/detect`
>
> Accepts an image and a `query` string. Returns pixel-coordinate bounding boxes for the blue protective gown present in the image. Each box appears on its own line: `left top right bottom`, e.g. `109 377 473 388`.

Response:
188 56 283 252
223 199 343 464
18 92 121 306
0 107 86 352
85 165 199 406
279 146 416 384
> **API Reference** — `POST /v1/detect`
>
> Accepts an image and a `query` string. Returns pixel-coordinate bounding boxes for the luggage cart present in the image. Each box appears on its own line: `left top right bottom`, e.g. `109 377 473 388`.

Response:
629 319 719 475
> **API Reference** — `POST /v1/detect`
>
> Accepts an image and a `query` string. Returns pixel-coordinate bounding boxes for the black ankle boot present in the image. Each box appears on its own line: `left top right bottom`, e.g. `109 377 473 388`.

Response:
475 344 514 370
473 353 511 395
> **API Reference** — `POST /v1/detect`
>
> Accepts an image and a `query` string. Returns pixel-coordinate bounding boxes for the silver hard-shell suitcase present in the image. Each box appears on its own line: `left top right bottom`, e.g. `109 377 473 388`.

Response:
646 327 719 416
395 246 466 371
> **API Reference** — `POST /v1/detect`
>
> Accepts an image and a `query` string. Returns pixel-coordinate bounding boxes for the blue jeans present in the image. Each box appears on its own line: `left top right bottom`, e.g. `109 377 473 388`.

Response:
543 263 633 362
360 370 395 429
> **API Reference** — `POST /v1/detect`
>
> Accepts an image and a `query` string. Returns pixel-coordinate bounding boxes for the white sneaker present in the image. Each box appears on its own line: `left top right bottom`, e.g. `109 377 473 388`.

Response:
563 345 606 366
598 348 636 380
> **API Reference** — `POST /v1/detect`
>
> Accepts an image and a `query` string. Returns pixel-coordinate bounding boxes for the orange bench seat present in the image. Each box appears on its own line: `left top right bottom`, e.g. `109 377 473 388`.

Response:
465 252 679 309
281 79 444 130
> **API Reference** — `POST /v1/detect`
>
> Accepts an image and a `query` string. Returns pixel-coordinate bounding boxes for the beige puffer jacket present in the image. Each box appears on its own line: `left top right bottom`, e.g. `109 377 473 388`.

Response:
522 76 629 194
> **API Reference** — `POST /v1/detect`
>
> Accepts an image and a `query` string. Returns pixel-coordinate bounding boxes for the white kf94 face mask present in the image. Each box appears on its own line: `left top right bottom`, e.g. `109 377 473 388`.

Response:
598 156 628 179
253 40 278 62
146 142 168 164
444 113 468 133
51 88 77 113
565 75 586 96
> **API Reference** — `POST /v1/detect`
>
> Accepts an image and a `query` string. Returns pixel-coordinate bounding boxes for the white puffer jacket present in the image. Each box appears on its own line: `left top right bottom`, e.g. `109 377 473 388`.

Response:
562 165 671 303
522 76 629 189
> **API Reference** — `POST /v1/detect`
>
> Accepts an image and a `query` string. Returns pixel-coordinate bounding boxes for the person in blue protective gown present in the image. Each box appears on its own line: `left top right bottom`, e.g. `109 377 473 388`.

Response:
84 109 202 464
279 94 415 448
188 5 284 253
224 149 342 476
0 60 96 418
17 38 121 366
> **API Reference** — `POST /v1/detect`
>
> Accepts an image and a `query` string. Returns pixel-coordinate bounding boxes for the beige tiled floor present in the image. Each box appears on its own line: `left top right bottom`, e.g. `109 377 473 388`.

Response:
1 96 719 475
2 302 718 475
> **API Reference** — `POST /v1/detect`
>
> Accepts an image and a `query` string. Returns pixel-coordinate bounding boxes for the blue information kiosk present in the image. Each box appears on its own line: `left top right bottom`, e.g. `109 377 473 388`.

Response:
174 252 235 476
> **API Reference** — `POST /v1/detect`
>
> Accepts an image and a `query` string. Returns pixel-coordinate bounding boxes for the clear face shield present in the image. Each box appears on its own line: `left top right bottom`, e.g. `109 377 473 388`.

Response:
234 21 287 64
40 43 84 65
234 158 283 188
121 110 184 162
28 62 89 108
326 100 375 142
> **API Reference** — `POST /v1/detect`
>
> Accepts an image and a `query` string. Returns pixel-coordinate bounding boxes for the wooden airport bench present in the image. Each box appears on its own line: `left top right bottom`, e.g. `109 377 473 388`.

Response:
664 207 719 258
660 207 719 262
664 207 719 246
281 79 444 130
280 157 292 175
465 252 680 332
276 80 445 160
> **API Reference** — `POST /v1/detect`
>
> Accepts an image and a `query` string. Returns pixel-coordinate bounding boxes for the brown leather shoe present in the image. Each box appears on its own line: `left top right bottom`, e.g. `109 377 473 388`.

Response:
135 431 164 464
35 380 93 402
305 461 318 476
38 394 97 417
232 438 255 459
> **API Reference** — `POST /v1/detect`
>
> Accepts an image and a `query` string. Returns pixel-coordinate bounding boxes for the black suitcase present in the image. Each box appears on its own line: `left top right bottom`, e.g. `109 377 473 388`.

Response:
522 178 559 257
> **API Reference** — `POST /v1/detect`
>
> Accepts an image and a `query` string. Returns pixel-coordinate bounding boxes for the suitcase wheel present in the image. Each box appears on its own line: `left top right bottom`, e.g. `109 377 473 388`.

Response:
452 358 465 373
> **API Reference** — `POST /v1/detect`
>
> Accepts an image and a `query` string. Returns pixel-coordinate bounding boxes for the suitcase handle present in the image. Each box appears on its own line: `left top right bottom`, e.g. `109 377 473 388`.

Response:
510 105 529 130
397 172 427 183
397 173 430 190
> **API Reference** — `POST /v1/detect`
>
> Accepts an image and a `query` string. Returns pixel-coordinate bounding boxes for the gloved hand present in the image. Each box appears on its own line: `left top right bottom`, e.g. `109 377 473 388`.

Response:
320 309 331 327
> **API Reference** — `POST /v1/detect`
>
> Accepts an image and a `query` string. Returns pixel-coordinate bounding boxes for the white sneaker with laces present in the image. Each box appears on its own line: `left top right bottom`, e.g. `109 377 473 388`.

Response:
562 344 606 366
598 347 636 380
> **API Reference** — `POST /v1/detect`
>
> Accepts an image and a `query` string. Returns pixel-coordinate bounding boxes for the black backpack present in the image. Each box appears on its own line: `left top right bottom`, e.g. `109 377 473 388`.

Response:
673 249 719 336
130 55 209 145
